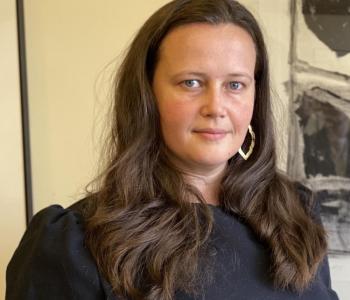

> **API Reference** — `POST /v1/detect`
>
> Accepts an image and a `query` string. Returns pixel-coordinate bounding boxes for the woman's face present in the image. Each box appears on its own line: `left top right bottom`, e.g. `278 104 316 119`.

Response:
152 23 256 174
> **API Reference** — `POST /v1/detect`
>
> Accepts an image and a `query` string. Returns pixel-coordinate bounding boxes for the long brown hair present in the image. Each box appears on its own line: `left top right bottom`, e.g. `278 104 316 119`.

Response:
84 0 327 299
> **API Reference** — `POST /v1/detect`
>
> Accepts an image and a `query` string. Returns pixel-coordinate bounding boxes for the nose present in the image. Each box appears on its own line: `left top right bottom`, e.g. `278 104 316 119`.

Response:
200 86 226 118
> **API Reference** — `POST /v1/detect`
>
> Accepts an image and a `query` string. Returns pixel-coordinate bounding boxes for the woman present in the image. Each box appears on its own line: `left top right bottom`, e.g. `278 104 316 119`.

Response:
6 0 339 299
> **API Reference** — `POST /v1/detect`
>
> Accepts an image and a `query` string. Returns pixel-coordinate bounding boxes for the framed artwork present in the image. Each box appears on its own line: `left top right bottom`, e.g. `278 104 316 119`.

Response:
287 0 350 296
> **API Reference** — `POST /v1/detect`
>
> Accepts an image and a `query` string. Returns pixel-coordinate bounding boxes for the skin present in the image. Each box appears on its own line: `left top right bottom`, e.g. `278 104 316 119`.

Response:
152 23 256 205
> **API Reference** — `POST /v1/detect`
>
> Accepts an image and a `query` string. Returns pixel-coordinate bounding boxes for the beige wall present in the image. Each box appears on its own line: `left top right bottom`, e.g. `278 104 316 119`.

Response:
24 0 169 212
0 1 27 298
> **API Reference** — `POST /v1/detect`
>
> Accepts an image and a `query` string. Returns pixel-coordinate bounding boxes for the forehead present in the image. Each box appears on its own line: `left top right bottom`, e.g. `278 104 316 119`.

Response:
156 22 256 75
160 22 255 50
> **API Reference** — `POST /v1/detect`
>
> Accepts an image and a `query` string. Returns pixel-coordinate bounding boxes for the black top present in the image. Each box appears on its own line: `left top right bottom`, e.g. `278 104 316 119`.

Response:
6 191 339 300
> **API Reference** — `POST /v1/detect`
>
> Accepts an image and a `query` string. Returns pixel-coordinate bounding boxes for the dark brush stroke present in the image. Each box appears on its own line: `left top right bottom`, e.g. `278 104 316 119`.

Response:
302 0 350 57
295 87 350 178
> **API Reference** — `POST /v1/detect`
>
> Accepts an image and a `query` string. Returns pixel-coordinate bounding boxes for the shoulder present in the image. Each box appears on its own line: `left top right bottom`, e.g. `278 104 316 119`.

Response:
6 197 110 300
13 199 89 262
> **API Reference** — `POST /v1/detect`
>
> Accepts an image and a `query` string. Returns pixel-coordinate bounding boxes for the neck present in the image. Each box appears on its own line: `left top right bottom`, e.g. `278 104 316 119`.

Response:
165 151 227 206
182 166 226 206
189 176 222 206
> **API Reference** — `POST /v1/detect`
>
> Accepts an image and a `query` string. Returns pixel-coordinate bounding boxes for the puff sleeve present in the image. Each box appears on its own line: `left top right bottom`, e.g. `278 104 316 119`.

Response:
6 205 110 300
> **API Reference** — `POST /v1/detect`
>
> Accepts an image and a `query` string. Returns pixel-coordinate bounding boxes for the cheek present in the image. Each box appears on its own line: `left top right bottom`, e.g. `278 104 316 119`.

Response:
229 101 255 130
159 102 193 131
245 104 255 124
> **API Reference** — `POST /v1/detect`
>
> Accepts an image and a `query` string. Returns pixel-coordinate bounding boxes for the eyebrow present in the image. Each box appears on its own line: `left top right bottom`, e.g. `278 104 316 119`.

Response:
172 71 254 82
228 73 254 81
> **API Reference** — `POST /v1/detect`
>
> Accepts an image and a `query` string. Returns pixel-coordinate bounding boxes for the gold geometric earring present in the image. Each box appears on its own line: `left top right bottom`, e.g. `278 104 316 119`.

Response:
238 125 255 160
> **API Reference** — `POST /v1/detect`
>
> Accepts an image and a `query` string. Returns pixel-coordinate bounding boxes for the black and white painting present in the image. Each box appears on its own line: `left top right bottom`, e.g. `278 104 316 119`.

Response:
287 0 350 296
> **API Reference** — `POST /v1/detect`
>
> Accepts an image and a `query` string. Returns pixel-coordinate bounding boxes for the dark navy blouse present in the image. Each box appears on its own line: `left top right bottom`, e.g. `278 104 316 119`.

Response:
6 194 339 300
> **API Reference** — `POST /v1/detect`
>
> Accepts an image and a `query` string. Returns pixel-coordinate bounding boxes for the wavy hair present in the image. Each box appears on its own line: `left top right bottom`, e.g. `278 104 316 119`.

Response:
84 0 327 299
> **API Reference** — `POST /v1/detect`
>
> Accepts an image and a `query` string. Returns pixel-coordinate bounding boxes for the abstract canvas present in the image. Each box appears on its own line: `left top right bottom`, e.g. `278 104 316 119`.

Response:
288 0 350 253
287 0 350 295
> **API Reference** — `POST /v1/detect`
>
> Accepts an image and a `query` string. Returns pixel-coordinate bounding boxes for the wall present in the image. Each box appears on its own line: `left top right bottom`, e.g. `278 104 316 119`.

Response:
0 1 27 298
24 0 170 212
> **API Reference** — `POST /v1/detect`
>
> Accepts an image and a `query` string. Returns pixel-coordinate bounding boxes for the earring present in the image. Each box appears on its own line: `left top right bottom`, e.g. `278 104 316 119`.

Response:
238 125 255 160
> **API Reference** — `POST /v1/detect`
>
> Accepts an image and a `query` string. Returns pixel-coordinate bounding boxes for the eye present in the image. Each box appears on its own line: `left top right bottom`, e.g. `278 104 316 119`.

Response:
229 81 243 90
182 79 201 88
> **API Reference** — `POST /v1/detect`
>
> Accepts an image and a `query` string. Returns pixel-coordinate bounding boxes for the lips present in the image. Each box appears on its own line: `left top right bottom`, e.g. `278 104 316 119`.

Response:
193 128 229 141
